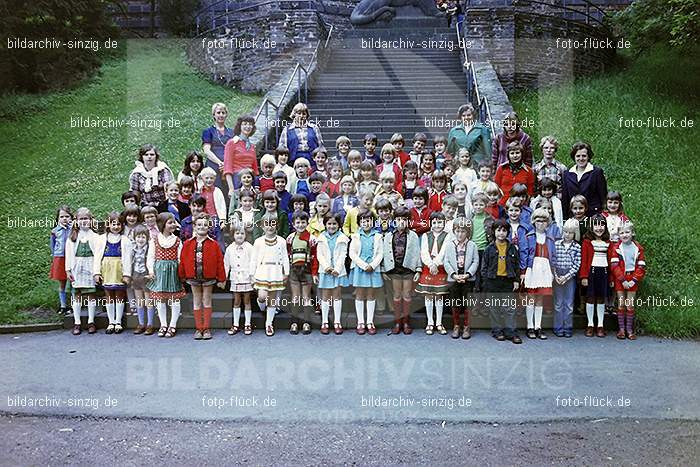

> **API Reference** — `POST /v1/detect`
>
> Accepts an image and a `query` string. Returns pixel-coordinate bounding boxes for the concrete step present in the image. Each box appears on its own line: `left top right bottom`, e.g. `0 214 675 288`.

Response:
63 308 611 331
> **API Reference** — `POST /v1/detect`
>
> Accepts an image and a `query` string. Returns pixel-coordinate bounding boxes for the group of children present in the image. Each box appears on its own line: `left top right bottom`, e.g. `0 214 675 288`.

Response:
49 128 646 342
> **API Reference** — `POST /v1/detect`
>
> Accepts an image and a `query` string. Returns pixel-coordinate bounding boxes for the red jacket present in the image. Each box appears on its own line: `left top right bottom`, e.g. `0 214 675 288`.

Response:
178 237 226 282
398 150 411 168
428 189 448 212
494 163 535 205
376 162 403 193
609 240 646 284
410 206 432 235
579 238 614 280
285 230 319 275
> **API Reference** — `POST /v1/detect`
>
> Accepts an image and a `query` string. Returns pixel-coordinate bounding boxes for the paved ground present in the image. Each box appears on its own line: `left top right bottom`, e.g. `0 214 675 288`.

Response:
1 330 698 464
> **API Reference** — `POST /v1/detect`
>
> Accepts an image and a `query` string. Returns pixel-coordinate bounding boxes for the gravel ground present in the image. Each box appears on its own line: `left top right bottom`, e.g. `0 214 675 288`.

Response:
0 414 697 466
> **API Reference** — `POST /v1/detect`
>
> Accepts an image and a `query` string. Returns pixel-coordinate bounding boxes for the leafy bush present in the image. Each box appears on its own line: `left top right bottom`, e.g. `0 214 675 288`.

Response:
158 0 202 37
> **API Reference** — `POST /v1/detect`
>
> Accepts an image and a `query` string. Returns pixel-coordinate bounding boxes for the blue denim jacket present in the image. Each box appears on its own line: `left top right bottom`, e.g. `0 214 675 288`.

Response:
50 224 71 257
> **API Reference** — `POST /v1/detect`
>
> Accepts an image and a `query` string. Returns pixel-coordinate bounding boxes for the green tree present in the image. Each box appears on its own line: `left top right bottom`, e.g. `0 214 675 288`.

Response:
158 0 202 37
614 0 700 54
0 0 119 93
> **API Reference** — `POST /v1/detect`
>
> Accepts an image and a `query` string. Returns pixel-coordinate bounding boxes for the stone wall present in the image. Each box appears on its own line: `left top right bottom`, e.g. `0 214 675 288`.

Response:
187 5 326 93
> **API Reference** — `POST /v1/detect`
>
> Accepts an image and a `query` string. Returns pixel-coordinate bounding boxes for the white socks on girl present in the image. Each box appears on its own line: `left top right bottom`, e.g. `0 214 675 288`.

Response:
366 300 375 324
333 299 343 325
321 300 330 324
233 307 241 326
157 301 181 329
265 306 276 328
526 305 544 329
425 298 434 326
355 300 365 325
586 303 595 327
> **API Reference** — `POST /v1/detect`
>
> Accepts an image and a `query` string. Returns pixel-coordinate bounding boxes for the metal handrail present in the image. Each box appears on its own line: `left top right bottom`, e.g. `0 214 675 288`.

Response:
254 23 334 150
512 0 610 29
455 20 496 140
196 0 320 36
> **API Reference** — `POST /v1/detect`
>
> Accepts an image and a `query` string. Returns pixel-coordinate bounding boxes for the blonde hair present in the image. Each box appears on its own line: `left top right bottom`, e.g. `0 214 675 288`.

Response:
336 135 351 148
260 153 276 167
290 102 309 119
211 102 228 118
340 175 356 193
199 166 217 179
380 143 396 156
379 171 396 182
563 218 579 233
531 207 551 224
347 149 362 161
539 135 559 151
484 181 502 196
293 158 311 168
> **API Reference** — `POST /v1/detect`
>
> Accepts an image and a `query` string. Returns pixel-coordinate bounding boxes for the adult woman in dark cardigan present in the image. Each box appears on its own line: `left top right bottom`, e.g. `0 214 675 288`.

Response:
223 115 259 197
278 102 325 168
491 111 533 168
128 144 174 207
446 103 492 167
201 102 233 172
562 141 608 218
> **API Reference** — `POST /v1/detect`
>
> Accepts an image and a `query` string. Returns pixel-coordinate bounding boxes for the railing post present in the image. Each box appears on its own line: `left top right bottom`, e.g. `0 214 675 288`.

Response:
297 69 301 102
264 104 269 151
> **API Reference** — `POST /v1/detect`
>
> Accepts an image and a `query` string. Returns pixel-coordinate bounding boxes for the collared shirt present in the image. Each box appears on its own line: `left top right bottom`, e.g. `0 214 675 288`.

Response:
553 239 581 282
534 158 568 195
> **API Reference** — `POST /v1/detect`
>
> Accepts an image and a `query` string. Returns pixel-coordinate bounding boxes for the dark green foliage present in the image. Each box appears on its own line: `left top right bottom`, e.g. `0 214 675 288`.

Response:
158 0 202 37
0 0 120 93
614 0 700 54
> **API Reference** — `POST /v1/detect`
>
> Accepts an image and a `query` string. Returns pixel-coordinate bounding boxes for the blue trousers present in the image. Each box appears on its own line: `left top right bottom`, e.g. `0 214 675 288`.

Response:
553 278 576 334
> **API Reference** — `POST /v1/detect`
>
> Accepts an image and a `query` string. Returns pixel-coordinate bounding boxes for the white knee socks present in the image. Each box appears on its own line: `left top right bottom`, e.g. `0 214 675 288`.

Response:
157 302 168 327
526 304 534 329
265 306 276 327
244 308 252 326
333 299 343 325
367 300 376 325
321 300 330 324
425 297 434 326
72 298 82 325
115 301 124 324
168 300 181 328
233 307 241 326
596 303 605 328
435 298 444 327
586 303 595 327
534 305 543 330
87 299 96 324
105 302 115 324
355 300 365 325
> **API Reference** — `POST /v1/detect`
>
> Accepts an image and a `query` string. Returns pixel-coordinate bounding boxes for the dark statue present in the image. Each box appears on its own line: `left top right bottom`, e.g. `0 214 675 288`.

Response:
350 0 441 25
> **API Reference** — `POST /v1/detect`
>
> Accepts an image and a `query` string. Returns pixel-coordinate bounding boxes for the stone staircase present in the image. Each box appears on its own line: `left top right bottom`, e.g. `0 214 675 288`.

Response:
307 23 469 144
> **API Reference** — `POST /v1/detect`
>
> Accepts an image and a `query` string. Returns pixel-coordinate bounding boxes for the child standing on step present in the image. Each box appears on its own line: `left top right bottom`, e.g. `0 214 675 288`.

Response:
409 132 428 166
381 207 422 335
250 213 290 337
376 143 403 192
179 213 227 340
363 133 381 165
129 225 156 335
444 216 479 339
358 160 380 195
147 212 186 338
224 223 255 336
349 209 384 335
286 211 319 335
610 222 646 340
50 205 73 315
316 212 350 335
579 214 612 338
323 160 344 199
416 211 451 335
65 207 100 335
390 133 411 167
401 161 419 209
603 191 629 243
274 148 296 193
331 175 358 224
552 218 581 338
334 136 351 170
520 208 557 340
409 187 432 236
93 212 133 335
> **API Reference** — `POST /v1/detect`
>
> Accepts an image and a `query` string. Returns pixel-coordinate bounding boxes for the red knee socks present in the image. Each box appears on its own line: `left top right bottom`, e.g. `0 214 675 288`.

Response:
193 308 203 331
203 307 212 331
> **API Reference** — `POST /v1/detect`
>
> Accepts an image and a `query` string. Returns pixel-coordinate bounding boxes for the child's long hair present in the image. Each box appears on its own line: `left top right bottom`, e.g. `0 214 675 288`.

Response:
120 206 142 225
69 207 95 242
55 205 73 225
359 160 378 181
584 214 610 242
261 189 280 211
290 193 309 212
105 211 124 235
182 151 204 177
606 191 625 214
156 212 175 233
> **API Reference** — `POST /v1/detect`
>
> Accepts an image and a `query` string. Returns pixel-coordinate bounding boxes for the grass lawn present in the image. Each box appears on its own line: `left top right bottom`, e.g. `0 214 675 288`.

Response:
0 39 259 324
510 47 700 338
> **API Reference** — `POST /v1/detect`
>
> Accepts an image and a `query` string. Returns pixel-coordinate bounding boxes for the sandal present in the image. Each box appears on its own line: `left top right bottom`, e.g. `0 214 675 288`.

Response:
266 325 275 337
114 324 123 334
627 333 637 340
425 325 434 335
616 329 626 339
290 323 299 335
366 323 377 335
244 324 252 335
105 324 115 335
436 325 447 335
356 324 366 335
320 323 330 335
228 325 240 336
334 323 343 335
157 327 167 337
165 327 177 338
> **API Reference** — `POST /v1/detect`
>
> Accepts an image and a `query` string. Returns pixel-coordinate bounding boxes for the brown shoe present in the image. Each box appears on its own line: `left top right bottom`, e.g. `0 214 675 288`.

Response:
511 335 523 344
585 326 594 337
87 323 97 334
402 318 413 335
356 324 366 335
133 325 146 335
144 326 155 335
391 322 402 335
320 323 330 335
596 327 606 338
334 323 343 335
72 324 82 335
616 329 626 339
367 323 377 335
461 327 471 340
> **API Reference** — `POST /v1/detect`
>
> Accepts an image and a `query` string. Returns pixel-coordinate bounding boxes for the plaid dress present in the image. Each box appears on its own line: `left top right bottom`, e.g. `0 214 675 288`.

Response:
147 236 185 300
